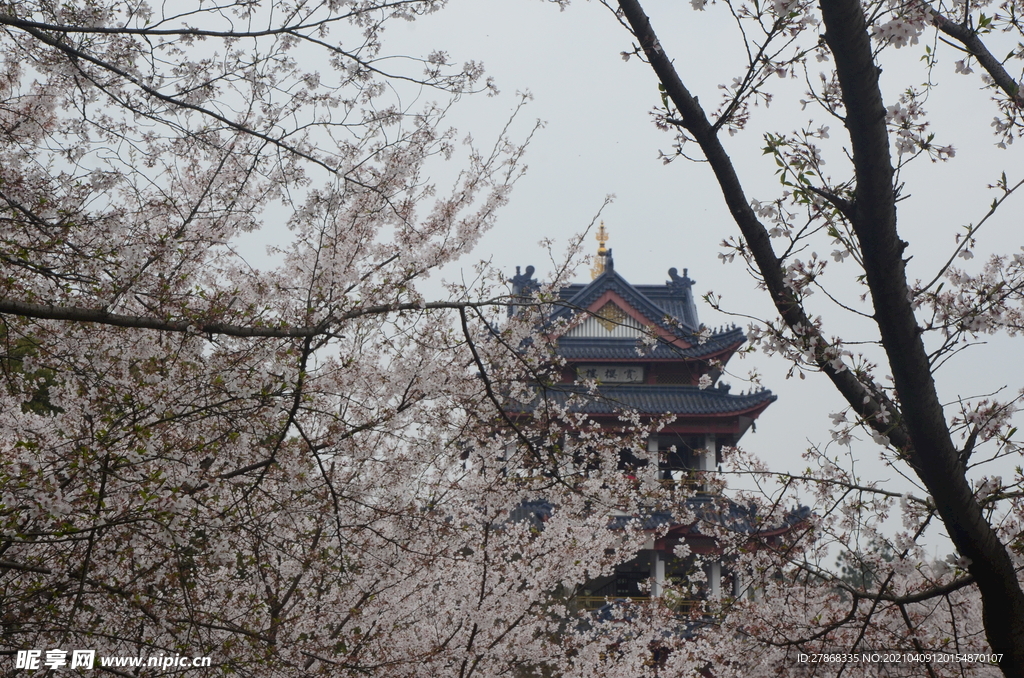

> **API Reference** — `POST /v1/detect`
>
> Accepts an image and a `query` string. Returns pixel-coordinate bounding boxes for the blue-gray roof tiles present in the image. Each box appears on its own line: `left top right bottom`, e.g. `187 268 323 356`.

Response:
511 496 810 537
517 384 776 416
551 268 701 336
555 326 745 360
510 263 749 367
606 496 811 536
521 265 744 355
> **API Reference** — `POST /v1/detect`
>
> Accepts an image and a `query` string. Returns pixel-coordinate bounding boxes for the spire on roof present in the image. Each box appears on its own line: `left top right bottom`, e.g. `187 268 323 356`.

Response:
591 222 610 279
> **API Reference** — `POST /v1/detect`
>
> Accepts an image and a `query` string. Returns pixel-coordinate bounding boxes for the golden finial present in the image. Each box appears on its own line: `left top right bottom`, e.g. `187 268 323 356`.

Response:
591 221 610 279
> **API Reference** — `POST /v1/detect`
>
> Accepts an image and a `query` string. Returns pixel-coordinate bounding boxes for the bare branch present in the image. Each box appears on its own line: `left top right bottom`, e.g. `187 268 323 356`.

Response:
0 297 511 338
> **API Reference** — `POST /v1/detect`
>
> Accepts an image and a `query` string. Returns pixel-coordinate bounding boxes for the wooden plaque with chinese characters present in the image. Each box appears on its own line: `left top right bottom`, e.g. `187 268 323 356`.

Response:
576 364 645 383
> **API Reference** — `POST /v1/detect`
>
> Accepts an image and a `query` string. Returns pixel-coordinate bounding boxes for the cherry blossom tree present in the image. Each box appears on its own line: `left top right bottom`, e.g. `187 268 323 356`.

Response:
542 0 1024 674
0 1 667 675
7 0 1024 674
4 0 808 673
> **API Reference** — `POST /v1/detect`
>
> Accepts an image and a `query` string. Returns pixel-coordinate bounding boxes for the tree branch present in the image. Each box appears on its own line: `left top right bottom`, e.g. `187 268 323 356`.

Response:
843 573 976 605
618 0 1024 669
822 0 1024 671
0 559 52 574
615 0 909 452
926 7 1024 107
0 297 510 338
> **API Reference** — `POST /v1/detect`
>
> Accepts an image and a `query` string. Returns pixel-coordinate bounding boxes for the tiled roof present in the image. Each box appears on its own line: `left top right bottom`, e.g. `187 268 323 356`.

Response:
508 500 554 530
509 497 810 536
606 510 675 532
514 264 743 352
550 268 701 336
516 384 776 416
607 496 811 536
633 284 700 330
555 327 745 360
682 496 813 536
553 280 701 332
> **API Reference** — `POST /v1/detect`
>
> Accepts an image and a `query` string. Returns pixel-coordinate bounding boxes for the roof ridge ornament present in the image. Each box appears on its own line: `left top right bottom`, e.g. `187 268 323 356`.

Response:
511 265 537 294
667 267 695 289
666 266 700 330
507 265 538 317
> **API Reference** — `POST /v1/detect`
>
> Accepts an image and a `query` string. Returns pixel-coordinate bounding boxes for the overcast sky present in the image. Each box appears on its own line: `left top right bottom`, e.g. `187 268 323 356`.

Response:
381 0 1024 551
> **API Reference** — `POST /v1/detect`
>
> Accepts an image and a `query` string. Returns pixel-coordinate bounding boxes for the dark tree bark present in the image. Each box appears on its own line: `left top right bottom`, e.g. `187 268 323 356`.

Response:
615 0 1024 673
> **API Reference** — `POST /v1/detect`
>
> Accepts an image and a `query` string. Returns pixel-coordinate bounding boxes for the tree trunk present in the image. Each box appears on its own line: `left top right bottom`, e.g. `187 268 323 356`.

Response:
616 0 1024 672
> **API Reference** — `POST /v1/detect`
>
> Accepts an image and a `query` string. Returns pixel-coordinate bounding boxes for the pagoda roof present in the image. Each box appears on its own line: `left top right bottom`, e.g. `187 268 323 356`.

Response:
509 257 743 357
554 326 744 361
555 281 701 333
520 383 776 417
512 260 720 346
551 264 701 337
607 496 811 538
511 496 810 538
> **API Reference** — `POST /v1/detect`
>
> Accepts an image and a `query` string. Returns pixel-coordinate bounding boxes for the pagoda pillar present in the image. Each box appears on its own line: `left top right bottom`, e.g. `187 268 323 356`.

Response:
650 550 666 598
647 435 660 481
701 433 716 471
708 560 721 600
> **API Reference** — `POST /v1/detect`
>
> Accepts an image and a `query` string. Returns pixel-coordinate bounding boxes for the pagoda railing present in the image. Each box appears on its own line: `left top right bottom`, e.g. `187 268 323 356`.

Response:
573 595 702 615
506 474 709 492
656 476 707 494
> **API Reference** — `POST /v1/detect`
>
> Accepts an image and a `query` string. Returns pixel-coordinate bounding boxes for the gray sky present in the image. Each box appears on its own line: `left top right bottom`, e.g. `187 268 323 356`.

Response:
386 0 1023 550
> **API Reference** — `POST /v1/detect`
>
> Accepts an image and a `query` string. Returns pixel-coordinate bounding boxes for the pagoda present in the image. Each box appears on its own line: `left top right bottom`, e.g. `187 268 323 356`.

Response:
508 225 807 611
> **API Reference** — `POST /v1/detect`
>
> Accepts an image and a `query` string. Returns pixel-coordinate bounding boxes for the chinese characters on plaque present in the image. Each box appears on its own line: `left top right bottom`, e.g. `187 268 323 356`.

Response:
576 365 645 384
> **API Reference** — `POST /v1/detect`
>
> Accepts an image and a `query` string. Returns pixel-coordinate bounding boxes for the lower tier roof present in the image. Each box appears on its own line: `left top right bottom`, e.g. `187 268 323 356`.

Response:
517 384 776 417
